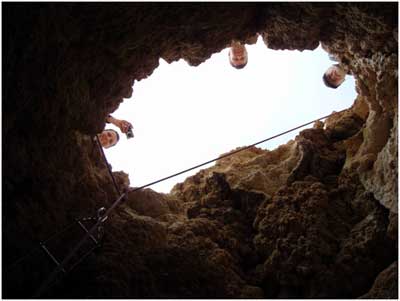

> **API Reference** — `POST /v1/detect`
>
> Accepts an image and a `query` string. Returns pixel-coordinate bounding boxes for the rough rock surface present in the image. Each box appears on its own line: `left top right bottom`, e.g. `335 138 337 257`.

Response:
3 3 397 298
360 261 398 299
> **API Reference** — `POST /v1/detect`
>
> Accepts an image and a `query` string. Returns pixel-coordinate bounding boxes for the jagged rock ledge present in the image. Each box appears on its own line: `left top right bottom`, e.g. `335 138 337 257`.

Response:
3 3 397 298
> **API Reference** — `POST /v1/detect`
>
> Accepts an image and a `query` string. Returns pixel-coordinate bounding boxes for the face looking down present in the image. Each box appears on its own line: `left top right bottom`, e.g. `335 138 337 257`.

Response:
324 65 346 87
229 42 248 68
99 130 119 148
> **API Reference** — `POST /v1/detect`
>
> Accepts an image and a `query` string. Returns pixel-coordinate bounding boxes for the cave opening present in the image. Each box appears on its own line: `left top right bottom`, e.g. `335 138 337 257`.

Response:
103 37 357 192
4 3 397 299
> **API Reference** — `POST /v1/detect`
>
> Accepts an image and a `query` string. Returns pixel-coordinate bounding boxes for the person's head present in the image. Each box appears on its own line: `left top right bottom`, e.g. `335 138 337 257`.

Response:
229 41 248 69
323 64 346 89
98 129 119 148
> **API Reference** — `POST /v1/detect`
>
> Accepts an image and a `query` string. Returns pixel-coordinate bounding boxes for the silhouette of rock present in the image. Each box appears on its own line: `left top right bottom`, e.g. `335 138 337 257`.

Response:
3 3 397 298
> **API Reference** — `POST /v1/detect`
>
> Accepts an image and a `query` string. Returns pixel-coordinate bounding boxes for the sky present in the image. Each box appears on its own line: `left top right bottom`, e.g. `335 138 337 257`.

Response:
104 37 357 193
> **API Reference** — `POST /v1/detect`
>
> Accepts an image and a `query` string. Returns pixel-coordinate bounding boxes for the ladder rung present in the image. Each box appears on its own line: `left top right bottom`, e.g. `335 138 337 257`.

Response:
40 244 66 273
67 244 99 272
77 220 99 245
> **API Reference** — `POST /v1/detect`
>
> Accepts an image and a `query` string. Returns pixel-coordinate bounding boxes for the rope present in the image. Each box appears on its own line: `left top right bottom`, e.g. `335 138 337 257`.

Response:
30 108 346 297
95 134 121 196
127 108 347 193
33 193 126 298
8 136 122 293
5 205 110 272
4 219 78 273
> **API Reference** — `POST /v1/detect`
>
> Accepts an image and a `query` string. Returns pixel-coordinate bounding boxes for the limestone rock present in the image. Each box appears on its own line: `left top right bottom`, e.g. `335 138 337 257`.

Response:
360 261 398 299
363 116 398 212
3 3 397 299
172 143 300 199
125 188 184 219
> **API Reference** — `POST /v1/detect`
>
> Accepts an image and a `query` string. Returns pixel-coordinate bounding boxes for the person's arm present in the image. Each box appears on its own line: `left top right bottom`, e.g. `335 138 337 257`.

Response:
106 115 118 125
106 115 132 133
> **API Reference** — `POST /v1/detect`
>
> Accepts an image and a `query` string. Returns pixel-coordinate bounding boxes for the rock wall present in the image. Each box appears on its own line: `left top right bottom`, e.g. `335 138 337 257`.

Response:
3 3 397 298
172 108 396 298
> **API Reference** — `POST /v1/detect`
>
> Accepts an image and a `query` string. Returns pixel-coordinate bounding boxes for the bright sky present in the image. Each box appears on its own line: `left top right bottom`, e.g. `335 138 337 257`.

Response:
104 37 357 193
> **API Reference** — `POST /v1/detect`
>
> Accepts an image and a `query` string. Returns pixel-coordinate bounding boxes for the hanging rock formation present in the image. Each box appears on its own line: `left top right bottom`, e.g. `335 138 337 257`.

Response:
3 3 397 298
